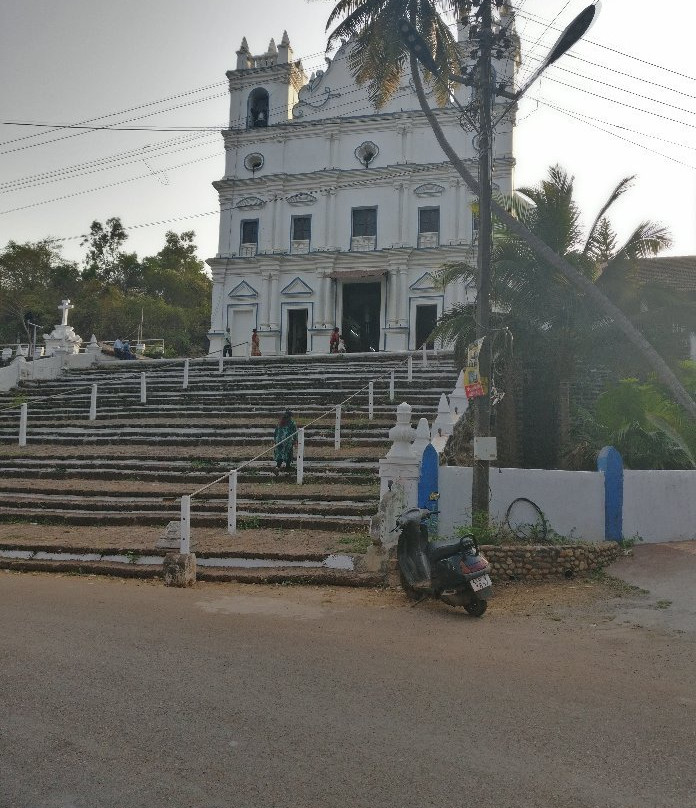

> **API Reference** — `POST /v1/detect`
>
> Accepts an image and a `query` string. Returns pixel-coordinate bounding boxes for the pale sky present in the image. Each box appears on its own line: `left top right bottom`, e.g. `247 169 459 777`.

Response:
1 0 694 266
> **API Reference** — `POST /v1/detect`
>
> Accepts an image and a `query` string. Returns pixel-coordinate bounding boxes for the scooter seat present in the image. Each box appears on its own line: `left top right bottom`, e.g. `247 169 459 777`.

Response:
428 537 469 563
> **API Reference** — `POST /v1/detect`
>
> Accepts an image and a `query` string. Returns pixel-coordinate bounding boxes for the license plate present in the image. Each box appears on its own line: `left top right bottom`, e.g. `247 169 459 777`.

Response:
470 574 491 592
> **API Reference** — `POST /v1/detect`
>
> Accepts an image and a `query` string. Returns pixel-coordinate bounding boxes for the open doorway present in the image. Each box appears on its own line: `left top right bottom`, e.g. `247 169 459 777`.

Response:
342 283 381 352
287 308 308 355
415 304 438 350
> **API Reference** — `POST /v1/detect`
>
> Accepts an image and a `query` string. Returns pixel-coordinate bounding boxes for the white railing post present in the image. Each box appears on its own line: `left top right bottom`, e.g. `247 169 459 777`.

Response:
368 381 374 420
140 372 146 404
180 495 191 554
296 427 305 485
334 404 341 451
89 383 97 421
422 343 427 367
245 341 251 361
218 353 224 374
407 355 413 382
183 358 189 389
227 470 237 535
389 369 395 402
19 403 27 447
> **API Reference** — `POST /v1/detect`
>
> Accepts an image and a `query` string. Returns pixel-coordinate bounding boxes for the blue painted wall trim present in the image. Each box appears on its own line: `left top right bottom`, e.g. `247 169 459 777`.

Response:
597 445 623 541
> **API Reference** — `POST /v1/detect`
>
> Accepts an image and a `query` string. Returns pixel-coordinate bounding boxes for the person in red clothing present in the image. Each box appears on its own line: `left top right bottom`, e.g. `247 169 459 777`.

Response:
329 327 340 353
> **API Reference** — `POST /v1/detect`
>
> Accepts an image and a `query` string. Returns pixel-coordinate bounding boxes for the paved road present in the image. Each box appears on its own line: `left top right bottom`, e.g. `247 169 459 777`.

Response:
609 542 696 636
1 572 695 808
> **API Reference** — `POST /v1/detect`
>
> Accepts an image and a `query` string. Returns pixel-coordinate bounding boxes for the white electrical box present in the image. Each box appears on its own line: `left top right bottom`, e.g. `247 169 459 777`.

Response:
474 437 497 461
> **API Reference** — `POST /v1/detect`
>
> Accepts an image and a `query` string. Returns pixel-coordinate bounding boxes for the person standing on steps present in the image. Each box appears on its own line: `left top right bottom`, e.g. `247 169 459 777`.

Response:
251 328 261 356
223 328 233 357
329 326 340 353
273 409 297 475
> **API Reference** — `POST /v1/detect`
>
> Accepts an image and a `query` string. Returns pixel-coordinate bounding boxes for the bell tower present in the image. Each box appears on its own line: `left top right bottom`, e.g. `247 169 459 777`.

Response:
227 31 307 130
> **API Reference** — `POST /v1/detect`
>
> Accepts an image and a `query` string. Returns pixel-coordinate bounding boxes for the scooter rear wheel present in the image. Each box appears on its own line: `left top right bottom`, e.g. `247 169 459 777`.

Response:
464 598 488 617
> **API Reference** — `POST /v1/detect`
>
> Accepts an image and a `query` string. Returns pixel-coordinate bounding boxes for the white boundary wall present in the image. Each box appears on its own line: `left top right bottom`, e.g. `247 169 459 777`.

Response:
439 467 605 541
623 471 696 543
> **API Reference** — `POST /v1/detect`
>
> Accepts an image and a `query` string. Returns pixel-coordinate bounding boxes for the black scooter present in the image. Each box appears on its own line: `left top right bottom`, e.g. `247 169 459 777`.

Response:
396 508 493 617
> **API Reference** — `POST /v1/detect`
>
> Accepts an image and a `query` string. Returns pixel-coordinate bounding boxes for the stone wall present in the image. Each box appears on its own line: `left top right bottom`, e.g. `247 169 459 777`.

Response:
482 542 622 581
383 541 621 587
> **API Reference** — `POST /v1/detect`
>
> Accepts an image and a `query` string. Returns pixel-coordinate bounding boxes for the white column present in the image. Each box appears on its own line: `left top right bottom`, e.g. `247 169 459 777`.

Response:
296 427 305 485
269 273 280 330
270 196 279 252
398 267 409 327
227 470 238 535
368 381 374 420
389 370 395 402
327 189 338 250
387 270 398 327
89 384 97 421
407 355 413 382
218 353 224 373
180 495 191 555
334 405 341 450
183 358 189 389
261 272 271 329
394 182 405 244
19 403 27 446
140 372 147 403
315 269 325 326
450 178 462 244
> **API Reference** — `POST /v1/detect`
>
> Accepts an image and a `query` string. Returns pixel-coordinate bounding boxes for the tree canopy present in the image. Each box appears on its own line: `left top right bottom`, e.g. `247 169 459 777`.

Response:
0 220 211 356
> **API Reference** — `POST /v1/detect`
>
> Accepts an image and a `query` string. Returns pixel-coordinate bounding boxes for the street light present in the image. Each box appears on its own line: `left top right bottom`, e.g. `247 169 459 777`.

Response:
400 2 600 523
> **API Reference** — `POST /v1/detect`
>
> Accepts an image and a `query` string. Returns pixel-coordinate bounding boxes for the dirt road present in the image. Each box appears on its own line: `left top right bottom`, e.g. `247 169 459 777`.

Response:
1 572 694 808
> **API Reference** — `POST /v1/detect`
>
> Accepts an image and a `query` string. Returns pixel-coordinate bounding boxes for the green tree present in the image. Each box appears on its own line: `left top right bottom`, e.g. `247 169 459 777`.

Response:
0 239 80 343
81 217 134 287
433 166 672 465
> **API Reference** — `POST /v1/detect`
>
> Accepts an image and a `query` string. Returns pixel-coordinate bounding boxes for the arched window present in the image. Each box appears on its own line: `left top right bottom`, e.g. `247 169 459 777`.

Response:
248 88 269 128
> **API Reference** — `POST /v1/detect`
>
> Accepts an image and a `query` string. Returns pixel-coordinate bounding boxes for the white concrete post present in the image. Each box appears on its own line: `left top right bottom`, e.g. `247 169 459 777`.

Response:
368 381 374 420
422 343 427 367
19 403 27 447
180 495 191 554
245 340 251 361
183 358 189 389
140 372 146 404
218 353 224 374
334 405 341 450
227 470 237 535
411 417 431 459
296 427 305 485
407 355 413 382
389 369 395 402
89 384 97 421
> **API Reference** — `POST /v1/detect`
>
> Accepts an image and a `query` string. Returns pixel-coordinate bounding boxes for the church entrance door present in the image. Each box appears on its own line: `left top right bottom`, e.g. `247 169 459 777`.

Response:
287 308 308 355
415 304 438 350
229 307 254 356
342 283 381 352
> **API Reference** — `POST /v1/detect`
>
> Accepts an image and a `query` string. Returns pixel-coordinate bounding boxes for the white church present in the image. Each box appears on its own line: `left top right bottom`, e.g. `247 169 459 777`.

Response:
207 12 518 356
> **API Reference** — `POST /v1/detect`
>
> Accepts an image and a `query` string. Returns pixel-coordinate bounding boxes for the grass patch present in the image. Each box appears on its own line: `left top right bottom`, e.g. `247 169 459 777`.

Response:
337 533 371 554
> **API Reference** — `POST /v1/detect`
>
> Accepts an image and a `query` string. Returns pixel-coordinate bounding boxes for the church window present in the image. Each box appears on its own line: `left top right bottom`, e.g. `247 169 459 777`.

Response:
418 207 440 234
292 216 311 242
352 207 377 237
418 206 440 248
247 88 269 128
240 219 259 255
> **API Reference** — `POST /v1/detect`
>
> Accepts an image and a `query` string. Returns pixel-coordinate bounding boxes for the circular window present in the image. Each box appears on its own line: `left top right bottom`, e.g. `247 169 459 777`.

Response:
243 153 265 172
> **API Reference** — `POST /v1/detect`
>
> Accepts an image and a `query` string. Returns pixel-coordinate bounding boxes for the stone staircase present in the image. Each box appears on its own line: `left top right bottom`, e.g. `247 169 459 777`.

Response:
0 354 459 538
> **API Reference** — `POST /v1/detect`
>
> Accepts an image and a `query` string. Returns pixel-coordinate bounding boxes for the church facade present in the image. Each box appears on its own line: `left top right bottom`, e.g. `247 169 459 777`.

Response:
207 15 518 356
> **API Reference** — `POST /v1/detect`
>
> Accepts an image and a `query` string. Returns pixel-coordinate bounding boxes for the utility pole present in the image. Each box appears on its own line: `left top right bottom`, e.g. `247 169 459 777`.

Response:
472 0 495 523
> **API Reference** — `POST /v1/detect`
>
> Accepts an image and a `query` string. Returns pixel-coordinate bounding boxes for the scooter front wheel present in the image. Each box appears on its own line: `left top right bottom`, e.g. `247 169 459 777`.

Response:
464 598 488 618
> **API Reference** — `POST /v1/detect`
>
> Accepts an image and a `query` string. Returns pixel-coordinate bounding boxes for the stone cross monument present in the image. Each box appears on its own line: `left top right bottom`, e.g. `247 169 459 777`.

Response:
43 298 83 356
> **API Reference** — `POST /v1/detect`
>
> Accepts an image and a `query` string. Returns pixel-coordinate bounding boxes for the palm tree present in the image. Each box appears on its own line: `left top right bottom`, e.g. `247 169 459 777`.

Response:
433 165 675 465
325 0 696 420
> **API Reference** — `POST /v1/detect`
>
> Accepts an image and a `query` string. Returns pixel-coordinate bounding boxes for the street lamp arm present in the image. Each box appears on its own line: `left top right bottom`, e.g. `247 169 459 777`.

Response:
408 54 696 420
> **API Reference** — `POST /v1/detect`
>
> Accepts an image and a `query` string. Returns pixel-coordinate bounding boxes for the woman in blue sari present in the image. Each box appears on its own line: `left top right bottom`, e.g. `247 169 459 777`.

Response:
273 410 297 474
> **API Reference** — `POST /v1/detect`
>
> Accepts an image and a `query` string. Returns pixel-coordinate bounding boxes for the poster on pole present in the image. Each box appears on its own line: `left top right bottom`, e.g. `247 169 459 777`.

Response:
464 337 487 399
